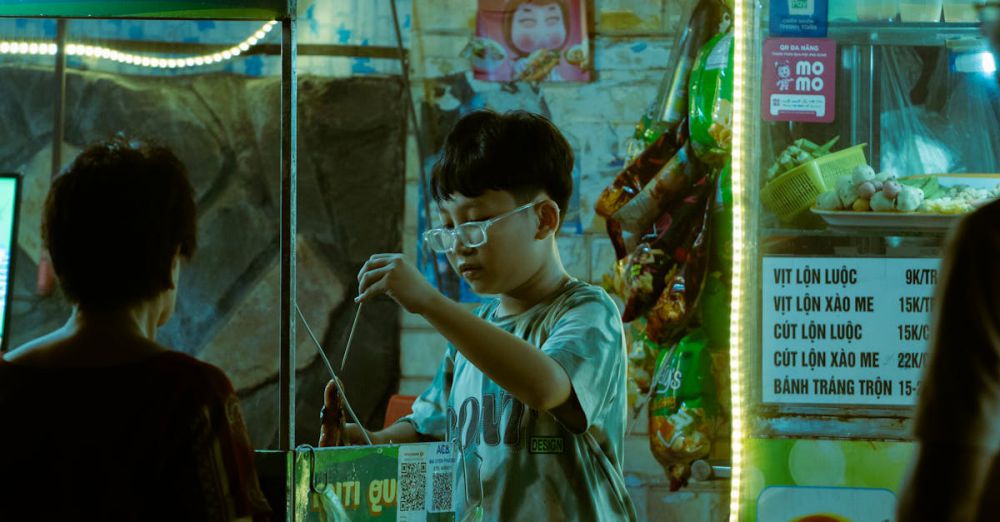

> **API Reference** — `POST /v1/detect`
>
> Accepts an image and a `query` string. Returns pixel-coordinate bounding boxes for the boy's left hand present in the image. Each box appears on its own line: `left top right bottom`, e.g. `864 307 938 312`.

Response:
357 254 439 314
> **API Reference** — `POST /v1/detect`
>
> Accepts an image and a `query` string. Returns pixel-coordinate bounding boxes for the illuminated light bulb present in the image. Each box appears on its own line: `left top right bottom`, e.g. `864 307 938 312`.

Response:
17 42 28 54
28 42 39 54
194 57 205 66
247 37 258 46
141 57 151 67
239 42 250 52
0 42 9 53
254 31 266 40
184 58 196 67
222 50 232 59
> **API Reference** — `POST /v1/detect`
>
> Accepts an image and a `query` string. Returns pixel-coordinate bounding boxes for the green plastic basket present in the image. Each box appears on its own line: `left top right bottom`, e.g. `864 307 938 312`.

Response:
761 144 868 221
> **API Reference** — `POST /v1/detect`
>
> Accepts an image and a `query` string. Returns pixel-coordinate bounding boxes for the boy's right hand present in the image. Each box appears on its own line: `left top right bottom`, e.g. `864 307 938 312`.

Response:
356 254 441 314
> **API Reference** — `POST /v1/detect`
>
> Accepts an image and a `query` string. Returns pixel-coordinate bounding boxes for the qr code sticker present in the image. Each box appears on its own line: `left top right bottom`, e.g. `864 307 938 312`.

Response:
399 462 427 512
431 472 453 512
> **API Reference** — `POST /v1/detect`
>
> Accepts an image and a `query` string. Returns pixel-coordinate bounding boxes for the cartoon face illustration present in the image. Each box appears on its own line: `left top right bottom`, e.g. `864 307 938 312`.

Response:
777 62 792 79
775 61 794 91
506 0 569 56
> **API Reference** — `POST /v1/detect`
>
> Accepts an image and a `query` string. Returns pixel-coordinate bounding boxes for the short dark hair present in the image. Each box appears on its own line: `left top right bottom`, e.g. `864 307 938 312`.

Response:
43 135 197 310
430 110 574 225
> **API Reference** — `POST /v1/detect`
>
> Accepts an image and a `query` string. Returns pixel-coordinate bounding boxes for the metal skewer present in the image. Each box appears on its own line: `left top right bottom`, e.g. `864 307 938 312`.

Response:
340 302 363 372
295 303 374 446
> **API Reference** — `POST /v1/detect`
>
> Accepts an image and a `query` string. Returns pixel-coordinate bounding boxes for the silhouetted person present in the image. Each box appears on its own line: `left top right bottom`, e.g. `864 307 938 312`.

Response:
0 136 270 521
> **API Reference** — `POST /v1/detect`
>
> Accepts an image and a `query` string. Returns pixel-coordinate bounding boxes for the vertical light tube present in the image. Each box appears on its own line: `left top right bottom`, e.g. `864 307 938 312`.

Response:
728 0 752 520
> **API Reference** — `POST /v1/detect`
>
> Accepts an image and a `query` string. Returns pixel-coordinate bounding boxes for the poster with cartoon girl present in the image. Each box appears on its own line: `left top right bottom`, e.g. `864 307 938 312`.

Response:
467 0 590 82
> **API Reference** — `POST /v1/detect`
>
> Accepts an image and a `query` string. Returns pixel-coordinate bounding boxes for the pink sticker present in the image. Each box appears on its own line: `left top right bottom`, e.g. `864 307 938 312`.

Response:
762 38 837 123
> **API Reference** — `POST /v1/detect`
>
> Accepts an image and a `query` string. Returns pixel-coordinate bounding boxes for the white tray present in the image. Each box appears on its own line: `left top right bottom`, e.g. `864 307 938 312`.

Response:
810 208 961 229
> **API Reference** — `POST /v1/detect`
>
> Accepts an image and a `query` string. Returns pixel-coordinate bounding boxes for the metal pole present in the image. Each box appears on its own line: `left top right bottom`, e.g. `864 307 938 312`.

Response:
278 11 297 454
51 19 67 177
279 7 298 520
389 0 445 295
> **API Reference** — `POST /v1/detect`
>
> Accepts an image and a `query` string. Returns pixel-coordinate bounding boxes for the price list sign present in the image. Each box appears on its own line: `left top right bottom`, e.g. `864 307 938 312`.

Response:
762 257 941 406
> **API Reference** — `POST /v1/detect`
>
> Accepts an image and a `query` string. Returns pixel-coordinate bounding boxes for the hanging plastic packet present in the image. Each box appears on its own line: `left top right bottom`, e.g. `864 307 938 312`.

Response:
596 0 731 219
688 31 735 167
648 329 723 491
610 145 698 241
701 162 732 349
879 46 958 178
596 133 683 219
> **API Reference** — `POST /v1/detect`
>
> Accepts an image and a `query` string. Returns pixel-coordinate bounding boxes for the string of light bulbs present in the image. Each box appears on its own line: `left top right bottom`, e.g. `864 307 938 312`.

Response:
0 20 276 69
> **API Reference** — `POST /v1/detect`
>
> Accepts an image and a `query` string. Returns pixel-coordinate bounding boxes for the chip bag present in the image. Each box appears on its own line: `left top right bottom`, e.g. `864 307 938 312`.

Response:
689 31 734 166
648 329 723 491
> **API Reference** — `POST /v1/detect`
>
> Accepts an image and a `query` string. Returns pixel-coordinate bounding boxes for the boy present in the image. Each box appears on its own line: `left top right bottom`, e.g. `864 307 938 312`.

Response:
352 110 637 521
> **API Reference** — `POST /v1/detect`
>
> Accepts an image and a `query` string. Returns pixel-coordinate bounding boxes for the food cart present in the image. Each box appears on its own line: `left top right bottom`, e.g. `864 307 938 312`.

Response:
729 0 995 519
0 3 458 520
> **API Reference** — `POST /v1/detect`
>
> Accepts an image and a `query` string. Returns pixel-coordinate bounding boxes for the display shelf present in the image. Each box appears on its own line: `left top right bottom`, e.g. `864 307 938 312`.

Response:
761 225 950 239
827 21 982 46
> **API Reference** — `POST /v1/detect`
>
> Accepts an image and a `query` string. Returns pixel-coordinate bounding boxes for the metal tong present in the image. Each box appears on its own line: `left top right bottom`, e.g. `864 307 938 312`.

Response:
296 303 373 445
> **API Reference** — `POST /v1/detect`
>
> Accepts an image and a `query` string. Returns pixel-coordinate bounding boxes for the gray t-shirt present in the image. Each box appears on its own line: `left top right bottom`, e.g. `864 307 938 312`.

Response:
401 279 637 521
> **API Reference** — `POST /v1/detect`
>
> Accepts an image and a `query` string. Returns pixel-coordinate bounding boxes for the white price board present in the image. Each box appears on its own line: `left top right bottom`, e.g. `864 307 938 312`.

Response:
762 257 941 406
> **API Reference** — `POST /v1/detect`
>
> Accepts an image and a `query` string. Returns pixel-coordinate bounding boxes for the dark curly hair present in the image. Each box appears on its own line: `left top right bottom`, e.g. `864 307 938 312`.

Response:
430 110 573 225
42 135 197 310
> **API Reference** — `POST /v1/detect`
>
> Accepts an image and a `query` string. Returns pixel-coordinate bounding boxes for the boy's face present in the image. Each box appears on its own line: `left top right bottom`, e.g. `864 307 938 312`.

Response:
510 2 568 54
437 190 549 296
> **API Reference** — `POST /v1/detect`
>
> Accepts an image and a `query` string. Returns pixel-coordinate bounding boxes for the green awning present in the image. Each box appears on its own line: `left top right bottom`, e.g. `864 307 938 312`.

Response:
0 1 289 19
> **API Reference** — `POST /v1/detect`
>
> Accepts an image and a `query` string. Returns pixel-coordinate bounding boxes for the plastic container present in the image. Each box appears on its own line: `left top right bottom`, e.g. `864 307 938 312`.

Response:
761 144 868 221
899 0 943 21
943 0 984 22
830 0 858 21
857 0 898 21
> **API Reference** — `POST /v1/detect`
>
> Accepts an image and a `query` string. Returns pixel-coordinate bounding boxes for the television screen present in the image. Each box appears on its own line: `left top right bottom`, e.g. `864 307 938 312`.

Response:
0 175 21 351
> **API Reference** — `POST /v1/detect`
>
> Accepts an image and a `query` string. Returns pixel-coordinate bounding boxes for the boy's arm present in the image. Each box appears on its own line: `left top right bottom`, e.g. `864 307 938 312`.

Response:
343 422 434 445
420 292 573 412
356 254 572 412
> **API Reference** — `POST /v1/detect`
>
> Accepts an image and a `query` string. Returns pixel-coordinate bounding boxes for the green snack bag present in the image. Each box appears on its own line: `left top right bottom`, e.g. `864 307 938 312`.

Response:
648 329 722 490
703 162 732 348
688 31 734 166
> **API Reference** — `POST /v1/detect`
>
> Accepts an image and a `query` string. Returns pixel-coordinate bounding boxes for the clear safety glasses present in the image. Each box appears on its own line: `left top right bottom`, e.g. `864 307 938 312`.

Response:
423 202 538 253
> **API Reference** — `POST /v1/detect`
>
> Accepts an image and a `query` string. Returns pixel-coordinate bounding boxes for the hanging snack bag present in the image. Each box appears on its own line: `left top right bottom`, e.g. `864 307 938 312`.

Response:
595 0 731 219
596 133 683 219
648 329 722 490
645 182 715 344
689 32 735 166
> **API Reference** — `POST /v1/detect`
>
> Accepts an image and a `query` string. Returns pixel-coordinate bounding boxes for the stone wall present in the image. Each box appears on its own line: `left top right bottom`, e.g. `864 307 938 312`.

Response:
0 65 407 448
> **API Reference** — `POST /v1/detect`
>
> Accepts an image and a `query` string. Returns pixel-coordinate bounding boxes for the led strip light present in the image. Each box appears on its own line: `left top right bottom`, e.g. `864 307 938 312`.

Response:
729 0 750 520
0 20 275 69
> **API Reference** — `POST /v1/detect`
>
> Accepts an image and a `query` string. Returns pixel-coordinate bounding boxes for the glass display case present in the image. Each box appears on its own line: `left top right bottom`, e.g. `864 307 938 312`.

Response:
730 0 997 519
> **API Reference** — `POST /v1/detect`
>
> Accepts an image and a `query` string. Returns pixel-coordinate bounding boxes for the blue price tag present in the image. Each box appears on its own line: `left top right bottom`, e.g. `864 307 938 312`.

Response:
770 0 829 37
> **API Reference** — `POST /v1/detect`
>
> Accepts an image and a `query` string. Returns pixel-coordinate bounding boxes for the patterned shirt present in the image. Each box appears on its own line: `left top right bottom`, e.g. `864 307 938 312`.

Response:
402 279 638 521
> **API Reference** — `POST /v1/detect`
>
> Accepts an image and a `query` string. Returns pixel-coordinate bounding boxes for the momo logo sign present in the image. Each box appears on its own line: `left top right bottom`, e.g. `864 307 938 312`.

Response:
763 38 837 123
